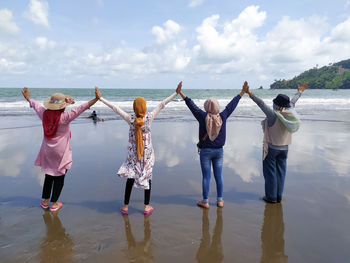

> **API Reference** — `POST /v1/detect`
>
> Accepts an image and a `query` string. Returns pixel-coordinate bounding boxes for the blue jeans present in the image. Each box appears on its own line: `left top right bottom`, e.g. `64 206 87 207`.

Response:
263 147 288 202
199 148 224 203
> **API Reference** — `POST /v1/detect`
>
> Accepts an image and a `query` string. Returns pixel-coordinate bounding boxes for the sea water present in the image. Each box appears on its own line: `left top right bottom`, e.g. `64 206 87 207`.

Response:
1 88 350 125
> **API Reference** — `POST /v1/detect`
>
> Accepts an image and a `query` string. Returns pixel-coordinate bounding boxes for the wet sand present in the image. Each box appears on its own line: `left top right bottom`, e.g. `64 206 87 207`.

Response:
1 117 350 262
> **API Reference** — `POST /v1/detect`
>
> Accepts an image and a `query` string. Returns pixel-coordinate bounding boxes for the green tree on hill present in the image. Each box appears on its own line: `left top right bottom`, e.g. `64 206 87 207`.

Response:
270 58 350 89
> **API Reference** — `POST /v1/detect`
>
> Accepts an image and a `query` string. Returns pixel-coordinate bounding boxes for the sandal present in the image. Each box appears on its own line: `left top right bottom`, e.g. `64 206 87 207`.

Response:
217 200 224 208
40 201 49 210
50 202 63 212
144 206 154 215
197 200 209 209
263 196 277 204
120 208 128 215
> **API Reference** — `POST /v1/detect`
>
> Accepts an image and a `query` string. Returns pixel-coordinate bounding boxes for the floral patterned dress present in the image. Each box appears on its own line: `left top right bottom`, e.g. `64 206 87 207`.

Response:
100 92 177 190
118 114 154 189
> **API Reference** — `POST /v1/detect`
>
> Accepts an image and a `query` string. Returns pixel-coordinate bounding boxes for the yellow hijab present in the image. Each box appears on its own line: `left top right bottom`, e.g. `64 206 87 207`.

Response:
133 97 147 160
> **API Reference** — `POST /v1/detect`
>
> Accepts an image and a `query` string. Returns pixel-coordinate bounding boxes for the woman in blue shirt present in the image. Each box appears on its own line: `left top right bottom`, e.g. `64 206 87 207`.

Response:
176 82 248 208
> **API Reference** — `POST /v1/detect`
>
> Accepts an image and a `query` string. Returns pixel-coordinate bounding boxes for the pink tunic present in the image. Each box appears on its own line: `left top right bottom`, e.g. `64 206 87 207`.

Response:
30 99 90 176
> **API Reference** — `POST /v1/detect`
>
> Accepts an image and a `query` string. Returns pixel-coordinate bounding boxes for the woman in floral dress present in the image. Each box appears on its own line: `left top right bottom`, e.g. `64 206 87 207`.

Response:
96 83 180 215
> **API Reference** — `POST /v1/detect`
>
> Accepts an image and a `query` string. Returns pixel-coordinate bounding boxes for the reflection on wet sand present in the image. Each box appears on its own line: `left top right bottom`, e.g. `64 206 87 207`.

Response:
260 204 288 263
2 120 350 262
39 212 74 263
196 208 223 263
122 215 153 262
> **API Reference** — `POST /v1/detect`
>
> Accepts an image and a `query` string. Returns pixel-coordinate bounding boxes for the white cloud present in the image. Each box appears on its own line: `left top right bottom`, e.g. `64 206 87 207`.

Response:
0 134 26 177
224 124 262 182
261 16 329 74
63 18 189 77
68 40 191 77
152 20 182 44
231 5 267 31
192 8 349 83
24 0 49 27
345 1 350 8
0 58 26 73
289 124 350 177
35 36 56 50
329 16 350 43
0 9 20 34
188 0 204 8
195 6 266 64
154 126 188 168
31 166 44 187
0 152 26 177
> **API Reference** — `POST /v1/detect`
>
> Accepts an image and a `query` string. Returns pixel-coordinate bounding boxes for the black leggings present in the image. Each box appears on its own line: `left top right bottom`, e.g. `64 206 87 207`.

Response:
124 178 151 205
42 174 66 202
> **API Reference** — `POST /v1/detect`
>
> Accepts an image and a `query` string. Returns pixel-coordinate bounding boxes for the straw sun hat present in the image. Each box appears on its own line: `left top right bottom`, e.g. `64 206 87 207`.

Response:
43 93 75 110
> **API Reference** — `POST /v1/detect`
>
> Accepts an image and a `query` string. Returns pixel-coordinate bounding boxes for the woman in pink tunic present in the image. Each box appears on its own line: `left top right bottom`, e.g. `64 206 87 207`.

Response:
22 87 99 211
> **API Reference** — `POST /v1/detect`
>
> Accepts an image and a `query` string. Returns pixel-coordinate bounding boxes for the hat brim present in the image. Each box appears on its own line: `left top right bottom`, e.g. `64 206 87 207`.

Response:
43 95 74 110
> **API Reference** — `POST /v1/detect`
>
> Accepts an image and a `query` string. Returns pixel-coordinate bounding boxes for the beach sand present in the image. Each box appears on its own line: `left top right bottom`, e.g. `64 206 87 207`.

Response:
1 117 350 262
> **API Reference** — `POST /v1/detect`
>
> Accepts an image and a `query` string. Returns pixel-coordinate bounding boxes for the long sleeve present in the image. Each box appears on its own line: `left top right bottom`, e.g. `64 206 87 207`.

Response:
220 94 241 119
251 94 276 127
184 96 207 122
60 102 90 124
100 97 132 125
290 92 301 108
29 99 46 120
149 92 177 121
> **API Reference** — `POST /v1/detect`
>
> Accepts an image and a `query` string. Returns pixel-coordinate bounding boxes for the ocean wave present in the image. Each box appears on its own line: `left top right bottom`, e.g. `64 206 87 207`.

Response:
1 97 350 109
1 97 350 127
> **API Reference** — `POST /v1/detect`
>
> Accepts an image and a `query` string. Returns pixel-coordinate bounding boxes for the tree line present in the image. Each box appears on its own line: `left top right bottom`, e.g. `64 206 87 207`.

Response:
270 59 350 89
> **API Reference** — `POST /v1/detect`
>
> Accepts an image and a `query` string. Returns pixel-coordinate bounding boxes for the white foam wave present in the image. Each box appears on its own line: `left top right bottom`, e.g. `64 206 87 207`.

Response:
1 97 350 112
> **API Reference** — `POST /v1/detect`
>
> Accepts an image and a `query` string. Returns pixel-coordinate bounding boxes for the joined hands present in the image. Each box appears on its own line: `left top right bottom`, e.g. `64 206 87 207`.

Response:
95 86 102 99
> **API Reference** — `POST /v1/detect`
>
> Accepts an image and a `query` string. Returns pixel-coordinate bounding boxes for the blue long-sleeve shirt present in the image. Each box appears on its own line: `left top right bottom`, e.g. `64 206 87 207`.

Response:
184 95 241 148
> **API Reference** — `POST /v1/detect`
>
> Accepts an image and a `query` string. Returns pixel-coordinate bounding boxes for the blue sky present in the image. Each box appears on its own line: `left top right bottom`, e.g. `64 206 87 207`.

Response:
0 0 350 89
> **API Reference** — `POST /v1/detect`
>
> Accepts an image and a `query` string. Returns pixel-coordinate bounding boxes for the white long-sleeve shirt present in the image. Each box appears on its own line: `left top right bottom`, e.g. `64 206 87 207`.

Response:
99 92 177 125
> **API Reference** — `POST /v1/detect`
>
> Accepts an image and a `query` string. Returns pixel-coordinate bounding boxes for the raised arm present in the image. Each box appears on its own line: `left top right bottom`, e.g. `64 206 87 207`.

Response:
177 82 206 121
221 81 248 118
22 87 46 120
177 81 186 100
96 87 132 125
147 81 181 121
149 90 178 121
290 82 307 107
60 90 98 124
247 84 276 126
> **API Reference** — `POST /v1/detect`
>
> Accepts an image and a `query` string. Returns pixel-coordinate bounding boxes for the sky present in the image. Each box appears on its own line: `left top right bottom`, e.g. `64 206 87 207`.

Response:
0 0 350 89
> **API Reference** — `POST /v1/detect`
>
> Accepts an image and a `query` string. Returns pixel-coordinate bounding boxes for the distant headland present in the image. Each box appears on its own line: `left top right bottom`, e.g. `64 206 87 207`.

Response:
270 59 350 89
